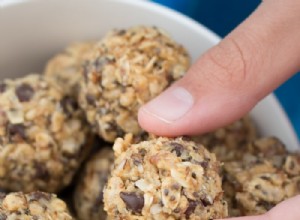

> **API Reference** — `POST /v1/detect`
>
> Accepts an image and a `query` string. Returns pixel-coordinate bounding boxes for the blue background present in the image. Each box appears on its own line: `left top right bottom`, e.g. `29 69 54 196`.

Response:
152 0 300 140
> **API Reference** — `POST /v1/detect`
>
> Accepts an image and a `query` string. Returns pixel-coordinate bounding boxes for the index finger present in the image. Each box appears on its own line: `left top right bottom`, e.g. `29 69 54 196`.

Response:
217 195 300 220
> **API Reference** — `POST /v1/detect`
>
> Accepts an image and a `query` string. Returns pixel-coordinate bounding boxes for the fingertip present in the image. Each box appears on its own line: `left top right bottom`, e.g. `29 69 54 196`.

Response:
266 195 300 220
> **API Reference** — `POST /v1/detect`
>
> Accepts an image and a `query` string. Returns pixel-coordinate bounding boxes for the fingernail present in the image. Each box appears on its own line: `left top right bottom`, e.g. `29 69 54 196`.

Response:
141 87 194 123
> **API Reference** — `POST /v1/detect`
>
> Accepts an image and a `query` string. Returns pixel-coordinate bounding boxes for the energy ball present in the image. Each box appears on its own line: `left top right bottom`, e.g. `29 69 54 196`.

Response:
0 74 91 193
193 116 257 162
0 191 73 219
74 147 114 220
44 42 95 96
223 137 300 216
79 26 190 142
104 137 228 219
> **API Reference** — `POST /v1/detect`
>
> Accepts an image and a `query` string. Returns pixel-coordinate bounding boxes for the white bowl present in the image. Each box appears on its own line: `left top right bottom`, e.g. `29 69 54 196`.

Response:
1 0 299 151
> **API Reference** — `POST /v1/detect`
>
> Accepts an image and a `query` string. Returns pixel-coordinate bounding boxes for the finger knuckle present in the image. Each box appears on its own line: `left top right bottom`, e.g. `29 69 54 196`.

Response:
203 37 248 90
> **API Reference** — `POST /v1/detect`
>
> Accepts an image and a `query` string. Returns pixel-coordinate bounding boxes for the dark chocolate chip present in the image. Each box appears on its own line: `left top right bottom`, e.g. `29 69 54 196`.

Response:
138 148 147 157
133 159 142 166
191 172 197 179
29 191 51 201
199 161 209 169
92 192 104 212
8 123 26 140
34 162 50 180
200 197 212 207
257 200 274 211
117 29 126 36
60 96 78 115
192 192 200 198
260 175 271 181
163 189 169 196
174 207 181 213
255 184 262 190
94 57 114 72
15 83 34 102
132 154 143 166
185 200 198 218
170 142 184 157
120 192 144 214
182 156 192 162
171 184 180 190
85 94 96 105
0 83 6 93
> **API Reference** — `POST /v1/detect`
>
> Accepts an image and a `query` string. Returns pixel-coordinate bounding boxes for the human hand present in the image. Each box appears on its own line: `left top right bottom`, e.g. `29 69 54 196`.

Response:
138 0 300 136
219 195 300 220
138 0 300 219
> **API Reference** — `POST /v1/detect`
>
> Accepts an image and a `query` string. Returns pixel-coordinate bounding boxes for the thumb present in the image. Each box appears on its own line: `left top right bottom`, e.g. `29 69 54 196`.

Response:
219 195 300 220
138 0 300 136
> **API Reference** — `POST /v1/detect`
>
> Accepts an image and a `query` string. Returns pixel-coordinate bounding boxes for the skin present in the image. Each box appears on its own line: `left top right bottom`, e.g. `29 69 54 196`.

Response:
138 0 300 219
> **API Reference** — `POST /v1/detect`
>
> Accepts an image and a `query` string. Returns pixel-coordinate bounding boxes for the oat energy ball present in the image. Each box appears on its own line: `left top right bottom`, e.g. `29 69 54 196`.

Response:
223 137 300 216
74 147 114 220
104 137 228 219
79 26 190 142
193 116 257 162
0 74 91 193
45 42 95 96
0 191 73 219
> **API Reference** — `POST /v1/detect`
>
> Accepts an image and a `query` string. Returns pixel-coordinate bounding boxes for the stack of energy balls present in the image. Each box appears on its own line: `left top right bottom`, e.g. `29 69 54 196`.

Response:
0 26 299 220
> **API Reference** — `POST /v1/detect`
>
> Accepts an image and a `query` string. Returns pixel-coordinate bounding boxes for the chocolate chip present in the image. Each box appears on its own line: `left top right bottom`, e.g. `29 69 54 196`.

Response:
192 192 200 198
170 142 184 157
132 154 143 166
200 197 212 207
199 161 209 169
15 83 34 102
92 192 104 212
185 200 198 218
117 29 126 35
255 184 262 190
120 192 144 214
169 196 176 201
85 94 96 105
191 172 197 179
174 207 181 213
94 57 114 72
257 200 273 211
171 184 180 190
260 175 271 181
163 189 169 196
60 96 78 115
8 124 26 140
0 83 6 93
29 191 51 201
34 162 50 180
138 148 147 157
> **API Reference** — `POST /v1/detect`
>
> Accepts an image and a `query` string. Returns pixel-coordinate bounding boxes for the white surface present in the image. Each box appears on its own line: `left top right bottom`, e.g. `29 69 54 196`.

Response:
0 0 299 151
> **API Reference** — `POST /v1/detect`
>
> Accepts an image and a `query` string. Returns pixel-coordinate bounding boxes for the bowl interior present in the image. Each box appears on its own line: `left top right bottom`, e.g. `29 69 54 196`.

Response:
1 0 299 150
